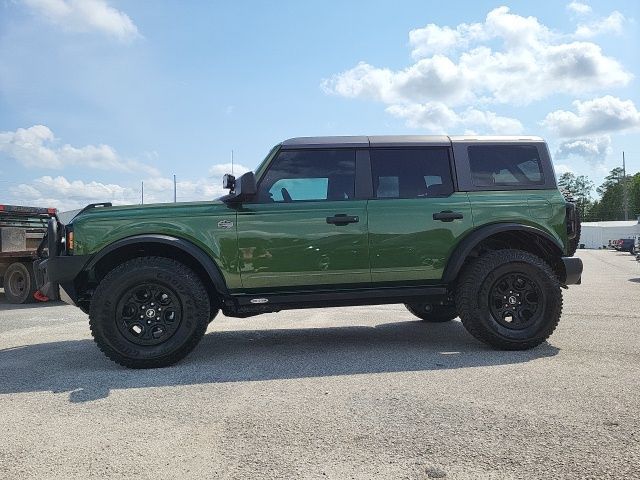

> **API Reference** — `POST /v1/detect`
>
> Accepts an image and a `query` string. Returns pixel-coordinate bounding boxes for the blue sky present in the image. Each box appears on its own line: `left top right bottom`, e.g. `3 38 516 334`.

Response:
1 0 639 210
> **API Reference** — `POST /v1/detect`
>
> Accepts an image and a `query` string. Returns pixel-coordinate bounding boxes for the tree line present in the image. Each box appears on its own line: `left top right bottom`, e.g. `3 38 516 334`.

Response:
558 168 640 222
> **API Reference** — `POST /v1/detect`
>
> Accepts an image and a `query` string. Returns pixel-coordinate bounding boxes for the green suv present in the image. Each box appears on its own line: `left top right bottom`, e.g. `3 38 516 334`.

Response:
35 135 583 368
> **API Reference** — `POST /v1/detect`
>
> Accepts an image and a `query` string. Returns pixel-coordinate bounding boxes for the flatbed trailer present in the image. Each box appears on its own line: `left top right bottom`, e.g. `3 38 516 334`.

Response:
0 204 59 303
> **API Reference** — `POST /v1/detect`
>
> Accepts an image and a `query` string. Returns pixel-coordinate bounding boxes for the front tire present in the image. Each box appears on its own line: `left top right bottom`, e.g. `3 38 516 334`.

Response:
405 303 457 322
89 257 210 368
455 249 562 350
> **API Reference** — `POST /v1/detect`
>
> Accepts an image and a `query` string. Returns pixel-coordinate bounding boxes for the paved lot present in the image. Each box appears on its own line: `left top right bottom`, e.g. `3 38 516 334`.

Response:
0 250 638 479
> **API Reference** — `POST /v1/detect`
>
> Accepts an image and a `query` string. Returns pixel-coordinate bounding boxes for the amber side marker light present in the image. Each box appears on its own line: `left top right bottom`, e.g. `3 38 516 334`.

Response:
66 231 74 251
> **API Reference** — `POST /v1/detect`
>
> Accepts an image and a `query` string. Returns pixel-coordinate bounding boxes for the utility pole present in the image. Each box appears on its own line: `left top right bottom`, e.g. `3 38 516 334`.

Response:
141 181 144 205
173 174 177 203
623 151 629 221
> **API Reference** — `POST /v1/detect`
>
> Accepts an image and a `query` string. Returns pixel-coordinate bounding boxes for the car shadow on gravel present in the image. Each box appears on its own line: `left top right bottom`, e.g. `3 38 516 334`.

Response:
0 319 559 403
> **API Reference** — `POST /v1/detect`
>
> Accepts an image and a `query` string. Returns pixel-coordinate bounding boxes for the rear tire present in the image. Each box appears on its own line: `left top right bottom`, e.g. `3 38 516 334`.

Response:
4 262 36 304
455 249 562 350
89 257 210 369
405 303 457 322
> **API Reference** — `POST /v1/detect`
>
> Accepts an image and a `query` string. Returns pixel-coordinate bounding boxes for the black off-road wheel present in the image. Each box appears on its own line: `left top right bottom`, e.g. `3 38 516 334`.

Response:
4 262 36 304
405 303 457 322
89 257 210 369
455 249 562 350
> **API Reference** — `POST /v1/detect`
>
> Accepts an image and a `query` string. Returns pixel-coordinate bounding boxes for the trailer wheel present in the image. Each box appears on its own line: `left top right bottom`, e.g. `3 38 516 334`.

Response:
4 262 37 304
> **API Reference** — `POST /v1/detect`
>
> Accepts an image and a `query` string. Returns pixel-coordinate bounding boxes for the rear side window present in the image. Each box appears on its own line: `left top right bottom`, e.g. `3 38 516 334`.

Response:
370 148 453 199
468 145 544 187
257 149 355 202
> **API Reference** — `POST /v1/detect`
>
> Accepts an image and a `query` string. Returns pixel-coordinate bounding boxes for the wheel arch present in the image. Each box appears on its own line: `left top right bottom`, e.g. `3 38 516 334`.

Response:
442 223 565 283
83 235 229 309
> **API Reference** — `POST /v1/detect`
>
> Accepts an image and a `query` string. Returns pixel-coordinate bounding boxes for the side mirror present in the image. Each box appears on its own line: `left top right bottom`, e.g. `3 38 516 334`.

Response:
222 174 236 190
222 171 257 203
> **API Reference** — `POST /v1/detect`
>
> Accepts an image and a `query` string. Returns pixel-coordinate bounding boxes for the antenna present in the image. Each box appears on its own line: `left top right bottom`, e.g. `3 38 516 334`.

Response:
141 181 144 205
173 174 177 203
231 149 234 175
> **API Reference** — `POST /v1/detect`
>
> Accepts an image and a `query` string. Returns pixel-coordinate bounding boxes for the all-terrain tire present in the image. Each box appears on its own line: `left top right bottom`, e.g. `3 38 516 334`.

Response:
455 249 562 350
405 303 457 322
89 257 210 369
4 262 37 304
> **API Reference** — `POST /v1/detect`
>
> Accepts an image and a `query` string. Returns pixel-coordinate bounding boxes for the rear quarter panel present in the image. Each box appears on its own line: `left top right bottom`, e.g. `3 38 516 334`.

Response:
466 190 568 253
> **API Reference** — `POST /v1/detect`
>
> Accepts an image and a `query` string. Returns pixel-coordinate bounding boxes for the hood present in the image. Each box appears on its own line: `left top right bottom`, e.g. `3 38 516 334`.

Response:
71 200 229 223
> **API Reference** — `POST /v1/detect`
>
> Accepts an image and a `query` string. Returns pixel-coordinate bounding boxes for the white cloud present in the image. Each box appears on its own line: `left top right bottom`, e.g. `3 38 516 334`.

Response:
386 103 523 134
22 0 140 42
142 176 226 204
556 136 612 164
542 96 640 137
0 125 159 176
574 11 625 38
9 175 137 211
567 1 592 15
8 173 229 212
408 23 484 58
553 163 574 175
321 6 632 133
208 163 251 177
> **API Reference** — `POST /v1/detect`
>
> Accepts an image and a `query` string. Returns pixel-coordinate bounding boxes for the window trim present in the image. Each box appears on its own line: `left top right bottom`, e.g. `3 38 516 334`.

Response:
367 146 456 201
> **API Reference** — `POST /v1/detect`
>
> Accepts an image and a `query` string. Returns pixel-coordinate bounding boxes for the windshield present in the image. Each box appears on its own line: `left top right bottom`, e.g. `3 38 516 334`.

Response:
254 144 281 182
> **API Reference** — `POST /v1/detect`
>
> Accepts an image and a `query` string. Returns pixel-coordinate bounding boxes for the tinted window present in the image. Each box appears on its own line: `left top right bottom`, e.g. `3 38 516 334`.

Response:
370 148 453 199
468 145 544 187
257 149 355 202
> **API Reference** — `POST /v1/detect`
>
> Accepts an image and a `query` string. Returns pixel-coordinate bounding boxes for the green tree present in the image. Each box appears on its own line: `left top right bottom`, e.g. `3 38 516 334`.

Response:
557 172 594 218
590 167 634 221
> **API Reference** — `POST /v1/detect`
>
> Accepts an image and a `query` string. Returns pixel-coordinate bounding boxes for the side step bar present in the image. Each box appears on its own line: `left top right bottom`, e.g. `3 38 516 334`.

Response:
224 285 448 316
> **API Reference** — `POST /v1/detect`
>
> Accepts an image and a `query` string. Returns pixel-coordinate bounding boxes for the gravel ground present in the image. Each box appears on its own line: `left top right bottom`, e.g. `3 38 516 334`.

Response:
0 249 638 479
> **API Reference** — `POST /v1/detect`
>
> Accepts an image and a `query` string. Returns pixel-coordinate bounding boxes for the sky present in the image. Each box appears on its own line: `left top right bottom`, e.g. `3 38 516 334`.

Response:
0 0 639 210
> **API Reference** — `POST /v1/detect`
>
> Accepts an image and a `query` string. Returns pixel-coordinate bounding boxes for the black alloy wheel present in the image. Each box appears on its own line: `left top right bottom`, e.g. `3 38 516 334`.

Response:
488 273 543 330
116 283 183 346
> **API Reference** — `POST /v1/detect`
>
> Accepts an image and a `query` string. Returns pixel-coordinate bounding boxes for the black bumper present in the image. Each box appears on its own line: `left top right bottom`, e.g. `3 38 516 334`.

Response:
562 256 583 285
34 255 90 301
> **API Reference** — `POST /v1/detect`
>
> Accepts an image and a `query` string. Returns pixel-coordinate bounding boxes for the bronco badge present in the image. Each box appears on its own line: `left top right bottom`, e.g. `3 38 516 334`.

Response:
217 219 234 229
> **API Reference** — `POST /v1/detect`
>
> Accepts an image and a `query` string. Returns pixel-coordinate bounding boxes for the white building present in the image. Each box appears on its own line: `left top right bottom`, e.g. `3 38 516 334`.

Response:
580 218 640 249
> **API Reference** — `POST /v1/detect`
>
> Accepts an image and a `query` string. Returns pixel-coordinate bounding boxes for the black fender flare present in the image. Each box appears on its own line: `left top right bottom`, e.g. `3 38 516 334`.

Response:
85 234 229 295
442 223 564 283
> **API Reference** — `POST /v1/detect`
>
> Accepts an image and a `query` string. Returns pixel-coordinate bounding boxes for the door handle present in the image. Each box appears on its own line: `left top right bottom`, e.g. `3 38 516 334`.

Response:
433 211 464 222
326 214 359 225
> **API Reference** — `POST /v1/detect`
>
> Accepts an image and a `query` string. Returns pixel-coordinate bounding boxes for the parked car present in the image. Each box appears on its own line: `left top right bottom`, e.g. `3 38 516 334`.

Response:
35 135 583 368
0 204 58 303
615 238 635 253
